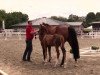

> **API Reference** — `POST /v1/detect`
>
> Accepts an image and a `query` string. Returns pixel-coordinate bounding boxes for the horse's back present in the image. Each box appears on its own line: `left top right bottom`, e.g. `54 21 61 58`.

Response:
53 34 65 46
55 25 69 41
43 34 64 46
43 34 54 46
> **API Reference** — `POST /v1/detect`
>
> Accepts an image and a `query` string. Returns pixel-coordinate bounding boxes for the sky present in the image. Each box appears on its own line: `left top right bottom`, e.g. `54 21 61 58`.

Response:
0 0 100 20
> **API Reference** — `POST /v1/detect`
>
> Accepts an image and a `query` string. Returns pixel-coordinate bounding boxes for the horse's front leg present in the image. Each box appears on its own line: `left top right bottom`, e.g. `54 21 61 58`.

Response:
60 47 66 68
41 45 45 61
43 47 48 65
54 46 60 67
48 46 52 62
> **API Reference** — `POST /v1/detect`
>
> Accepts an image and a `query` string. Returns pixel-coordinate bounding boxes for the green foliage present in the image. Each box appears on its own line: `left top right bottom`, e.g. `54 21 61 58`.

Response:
95 12 100 21
5 12 28 28
67 14 79 22
86 12 96 24
83 12 100 27
83 12 96 27
0 10 6 20
91 46 99 50
0 10 7 28
50 15 84 22
50 16 67 22
82 21 87 28
83 29 92 33
0 10 28 29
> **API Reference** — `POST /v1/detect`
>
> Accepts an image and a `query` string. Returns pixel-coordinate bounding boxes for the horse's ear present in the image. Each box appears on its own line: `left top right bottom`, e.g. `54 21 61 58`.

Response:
45 24 49 27
42 22 45 25
40 24 45 29
42 22 49 27
40 24 42 26
40 24 42 28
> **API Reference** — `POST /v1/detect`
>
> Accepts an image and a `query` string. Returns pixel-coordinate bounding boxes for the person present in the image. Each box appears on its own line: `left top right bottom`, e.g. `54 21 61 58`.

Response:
22 21 36 62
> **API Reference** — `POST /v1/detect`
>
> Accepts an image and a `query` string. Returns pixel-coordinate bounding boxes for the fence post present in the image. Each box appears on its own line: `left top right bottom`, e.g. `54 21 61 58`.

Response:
18 32 21 40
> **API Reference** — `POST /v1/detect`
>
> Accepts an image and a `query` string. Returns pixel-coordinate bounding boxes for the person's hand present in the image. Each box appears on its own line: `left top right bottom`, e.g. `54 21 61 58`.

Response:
30 31 34 34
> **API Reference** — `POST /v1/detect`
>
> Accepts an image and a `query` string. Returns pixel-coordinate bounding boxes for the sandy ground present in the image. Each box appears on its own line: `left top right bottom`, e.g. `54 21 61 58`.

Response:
0 36 100 75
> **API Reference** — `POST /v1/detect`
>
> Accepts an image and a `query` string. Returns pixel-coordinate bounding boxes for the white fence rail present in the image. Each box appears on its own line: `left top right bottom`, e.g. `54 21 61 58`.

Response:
0 29 26 40
81 31 100 39
1 29 100 40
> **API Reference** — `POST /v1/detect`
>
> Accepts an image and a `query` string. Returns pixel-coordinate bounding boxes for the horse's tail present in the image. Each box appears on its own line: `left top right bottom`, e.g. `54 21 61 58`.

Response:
68 26 80 61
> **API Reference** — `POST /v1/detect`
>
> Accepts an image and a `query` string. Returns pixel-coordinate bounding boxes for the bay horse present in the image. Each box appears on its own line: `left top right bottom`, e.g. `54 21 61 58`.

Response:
38 25 66 67
40 23 80 62
42 34 66 67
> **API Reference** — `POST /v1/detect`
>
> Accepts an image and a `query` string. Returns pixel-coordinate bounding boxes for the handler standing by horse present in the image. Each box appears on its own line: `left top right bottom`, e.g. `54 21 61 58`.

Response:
22 21 36 62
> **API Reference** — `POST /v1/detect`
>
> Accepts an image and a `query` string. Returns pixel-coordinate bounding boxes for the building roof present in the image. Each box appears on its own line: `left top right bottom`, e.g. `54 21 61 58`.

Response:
13 17 82 27
31 17 66 25
13 17 66 26
66 22 82 26
91 21 100 24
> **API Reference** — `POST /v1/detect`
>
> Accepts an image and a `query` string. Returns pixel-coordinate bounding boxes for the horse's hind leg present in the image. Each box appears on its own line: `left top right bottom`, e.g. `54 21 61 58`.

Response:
56 47 60 60
54 46 60 67
60 47 66 68
48 46 52 62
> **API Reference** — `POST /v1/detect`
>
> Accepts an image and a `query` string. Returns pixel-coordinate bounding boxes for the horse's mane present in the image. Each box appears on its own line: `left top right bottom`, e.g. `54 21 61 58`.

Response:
42 22 50 26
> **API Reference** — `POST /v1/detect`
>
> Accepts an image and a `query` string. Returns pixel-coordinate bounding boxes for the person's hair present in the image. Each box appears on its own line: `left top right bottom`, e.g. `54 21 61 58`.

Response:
28 21 32 24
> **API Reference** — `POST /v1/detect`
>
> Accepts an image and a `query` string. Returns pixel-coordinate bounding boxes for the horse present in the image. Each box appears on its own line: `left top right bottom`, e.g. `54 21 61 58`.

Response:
38 24 52 62
42 34 66 67
40 22 80 62
38 25 67 67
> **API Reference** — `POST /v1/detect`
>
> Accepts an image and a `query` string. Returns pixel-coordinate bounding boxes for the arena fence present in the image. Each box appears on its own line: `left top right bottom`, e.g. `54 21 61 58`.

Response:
81 30 100 39
0 29 25 40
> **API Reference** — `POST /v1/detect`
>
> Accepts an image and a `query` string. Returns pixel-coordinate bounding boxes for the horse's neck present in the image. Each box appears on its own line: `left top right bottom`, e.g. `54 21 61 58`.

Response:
47 26 57 34
39 34 45 42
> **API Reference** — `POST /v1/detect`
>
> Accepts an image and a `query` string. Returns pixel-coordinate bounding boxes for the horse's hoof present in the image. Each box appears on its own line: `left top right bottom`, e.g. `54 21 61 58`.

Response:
75 59 77 62
74 65 78 67
64 66 66 69
63 63 67 68
74 63 78 67
43 62 47 65
60 64 64 67
42 61 47 65
48 60 51 63
60 64 66 68
54 65 57 68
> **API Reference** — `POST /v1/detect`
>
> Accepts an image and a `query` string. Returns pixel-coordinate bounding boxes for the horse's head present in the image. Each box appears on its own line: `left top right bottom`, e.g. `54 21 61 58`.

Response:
39 24 47 35
38 24 48 41
41 22 52 34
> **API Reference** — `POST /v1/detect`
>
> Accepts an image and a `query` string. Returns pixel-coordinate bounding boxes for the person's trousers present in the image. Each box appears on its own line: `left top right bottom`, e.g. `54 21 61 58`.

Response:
23 40 33 60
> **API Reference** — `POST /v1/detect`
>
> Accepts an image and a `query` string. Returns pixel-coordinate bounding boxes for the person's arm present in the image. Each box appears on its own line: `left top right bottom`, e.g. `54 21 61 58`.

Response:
30 29 38 34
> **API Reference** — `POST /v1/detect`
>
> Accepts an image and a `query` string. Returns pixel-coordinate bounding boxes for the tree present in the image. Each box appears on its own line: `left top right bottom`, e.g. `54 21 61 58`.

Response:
3 11 28 28
82 21 88 28
83 12 96 27
58 16 67 22
50 16 58 20
86 12 95 24
0 10 28 29
0 10 7 28
67 14 79 22
50 16 67 22
95 12 100 21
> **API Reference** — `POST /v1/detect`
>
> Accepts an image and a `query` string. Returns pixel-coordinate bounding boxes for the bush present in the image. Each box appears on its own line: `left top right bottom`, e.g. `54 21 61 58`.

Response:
91 46 99 50
83 29 92 33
